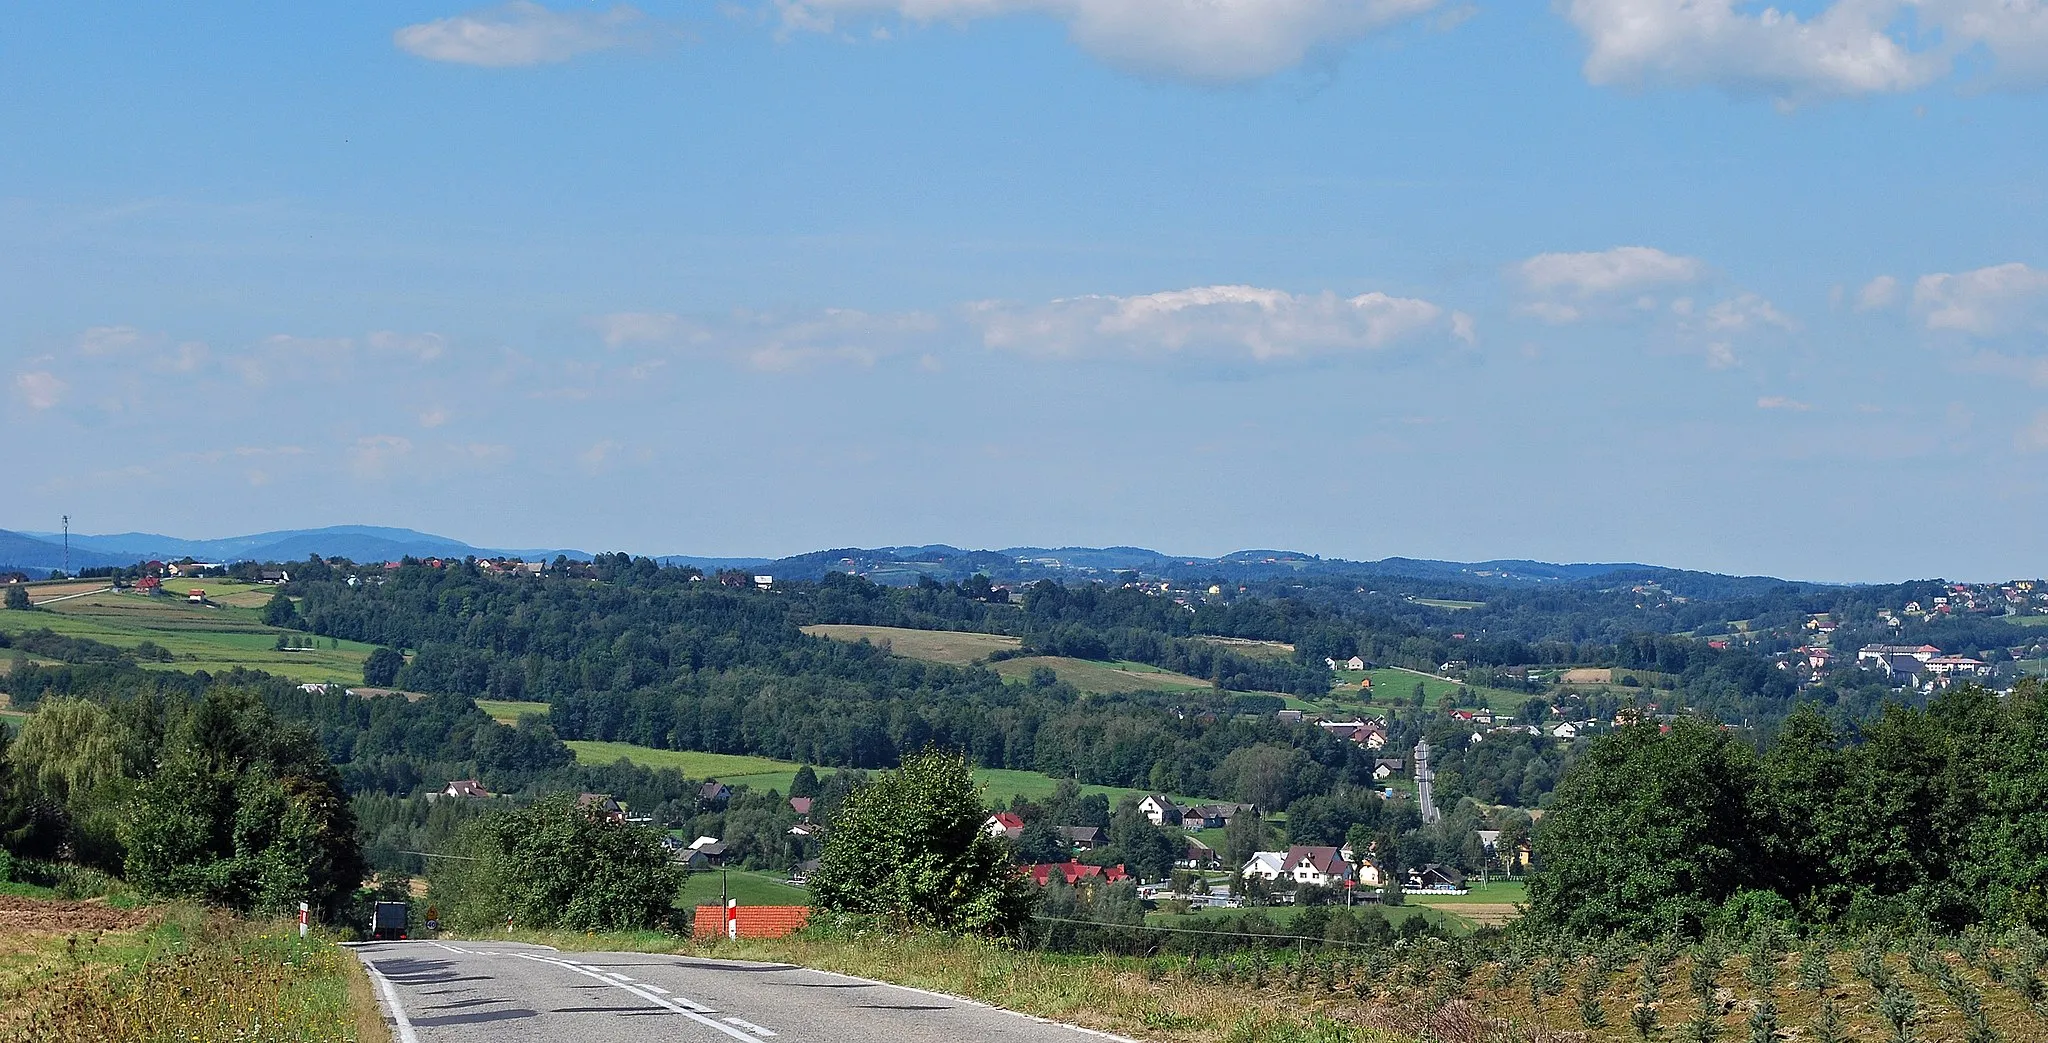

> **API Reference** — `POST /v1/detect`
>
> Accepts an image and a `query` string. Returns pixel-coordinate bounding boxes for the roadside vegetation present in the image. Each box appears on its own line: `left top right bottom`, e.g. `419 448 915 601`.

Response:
2 900 384 1043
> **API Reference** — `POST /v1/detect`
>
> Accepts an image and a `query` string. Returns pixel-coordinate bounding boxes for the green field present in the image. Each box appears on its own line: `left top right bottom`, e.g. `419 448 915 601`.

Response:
801 624 1020 665
991 655 1213 694
475 699 551 724
565 740 1221 807
678 868 811 908
1338 667 1531 712
2002 614 2048 629
565 741 806 778
0 587 377 684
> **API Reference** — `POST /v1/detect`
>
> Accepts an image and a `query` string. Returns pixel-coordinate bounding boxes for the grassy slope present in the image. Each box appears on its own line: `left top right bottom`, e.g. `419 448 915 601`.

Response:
677 869 810 908
801 624 1020 665
991 656 1214 694
0 586 376 684
1338 667 1532 712
474 699 551 724
566 740 1222 806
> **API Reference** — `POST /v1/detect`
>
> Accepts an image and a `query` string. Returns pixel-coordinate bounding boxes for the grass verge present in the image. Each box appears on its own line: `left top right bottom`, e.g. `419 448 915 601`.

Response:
2 900 385 1043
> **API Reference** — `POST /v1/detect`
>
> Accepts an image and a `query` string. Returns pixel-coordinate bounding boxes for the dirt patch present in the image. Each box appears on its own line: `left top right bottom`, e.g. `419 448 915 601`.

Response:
1559 667 1611 684
0 896 154 934
1415 902 1523 927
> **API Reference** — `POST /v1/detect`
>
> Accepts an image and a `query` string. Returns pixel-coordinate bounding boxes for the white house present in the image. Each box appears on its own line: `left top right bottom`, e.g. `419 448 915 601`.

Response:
984 812 1025 840
1138 795 1183 827
1552 722 1581 739
1239 851 1288 882
1345 656 1366 671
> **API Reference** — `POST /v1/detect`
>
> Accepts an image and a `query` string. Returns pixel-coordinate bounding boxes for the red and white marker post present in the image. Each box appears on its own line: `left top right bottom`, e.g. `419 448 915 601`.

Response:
298 901 309 939
726 899 738 940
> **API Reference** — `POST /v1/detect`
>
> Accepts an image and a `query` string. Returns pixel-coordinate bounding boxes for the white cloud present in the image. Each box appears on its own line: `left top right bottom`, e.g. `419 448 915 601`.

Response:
367 331 448 361
1701 292 1799 333
349 435 414 479
1757 395 1813 411
1856 274 1900 311
1516 246 1704 297
395 2 650 67
14 371 66 410
775 0 1443 82
1558 0 2048 99
77 325 148 355
420 407 451 429
971 284 1466 361
1913 262 2048 335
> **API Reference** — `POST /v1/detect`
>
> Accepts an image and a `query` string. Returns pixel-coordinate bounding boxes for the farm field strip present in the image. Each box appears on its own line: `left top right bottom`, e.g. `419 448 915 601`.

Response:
990 655 1213 694
801 624 1020 665
1335 666 1531 712
474 699 551 724
566 739 1224 806
0 589 377 684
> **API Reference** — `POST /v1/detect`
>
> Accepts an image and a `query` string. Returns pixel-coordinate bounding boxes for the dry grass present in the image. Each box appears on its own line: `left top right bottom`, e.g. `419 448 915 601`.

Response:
3 902 378 1043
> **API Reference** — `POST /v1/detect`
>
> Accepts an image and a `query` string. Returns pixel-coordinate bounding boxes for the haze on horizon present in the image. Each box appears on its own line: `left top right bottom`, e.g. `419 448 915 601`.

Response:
6 3 2046 583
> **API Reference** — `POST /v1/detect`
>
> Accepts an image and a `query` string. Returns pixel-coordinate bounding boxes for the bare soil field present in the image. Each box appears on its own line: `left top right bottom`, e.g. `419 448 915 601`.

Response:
0 896 153 935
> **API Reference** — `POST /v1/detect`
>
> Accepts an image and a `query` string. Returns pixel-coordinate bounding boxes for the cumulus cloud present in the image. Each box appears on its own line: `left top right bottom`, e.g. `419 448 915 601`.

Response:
970 284 1470 360
1558 0 2048 100
1913 262 2048 335
14 371 66 410
395 2 650 67
775 0 1443 82
1757 395 1813 411
1856 274 1900 311
1516 246 1704 296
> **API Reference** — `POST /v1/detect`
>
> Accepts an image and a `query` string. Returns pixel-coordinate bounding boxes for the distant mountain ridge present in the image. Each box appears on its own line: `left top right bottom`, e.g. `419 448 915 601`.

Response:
5 525 587 572
0 523 1820 593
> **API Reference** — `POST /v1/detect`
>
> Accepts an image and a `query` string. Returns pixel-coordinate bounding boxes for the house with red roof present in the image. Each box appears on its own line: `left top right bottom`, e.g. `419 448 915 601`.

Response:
984 812 1025 840
1019 861 1129 887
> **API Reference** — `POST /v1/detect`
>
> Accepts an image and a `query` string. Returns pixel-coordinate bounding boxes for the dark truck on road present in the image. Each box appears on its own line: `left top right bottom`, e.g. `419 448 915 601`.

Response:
371 901 410 941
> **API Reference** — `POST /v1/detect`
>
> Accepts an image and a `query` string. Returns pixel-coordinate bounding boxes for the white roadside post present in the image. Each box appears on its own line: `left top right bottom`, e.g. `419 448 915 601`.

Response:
726 899 738 941
298 901 309 939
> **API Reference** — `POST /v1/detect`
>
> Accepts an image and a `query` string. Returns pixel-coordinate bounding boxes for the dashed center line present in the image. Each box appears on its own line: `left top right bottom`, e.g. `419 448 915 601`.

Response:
723 1016 779 1037
512 953 762 1042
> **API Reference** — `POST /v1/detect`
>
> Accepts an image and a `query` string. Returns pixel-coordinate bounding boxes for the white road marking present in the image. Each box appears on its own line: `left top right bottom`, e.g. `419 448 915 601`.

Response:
723 1016 779 1037
642 984 671 995
513 953 762 1042
605 972 636 982
429 942 469 954
359 956 423 1043
803 967 1144 1043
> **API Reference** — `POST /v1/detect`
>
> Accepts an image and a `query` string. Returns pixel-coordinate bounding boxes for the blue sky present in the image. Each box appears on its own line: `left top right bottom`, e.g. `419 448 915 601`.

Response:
5 2 2047 581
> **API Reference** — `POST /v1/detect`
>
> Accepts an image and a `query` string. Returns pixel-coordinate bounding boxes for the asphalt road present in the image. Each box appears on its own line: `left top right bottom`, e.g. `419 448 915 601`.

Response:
351 941 1134 1043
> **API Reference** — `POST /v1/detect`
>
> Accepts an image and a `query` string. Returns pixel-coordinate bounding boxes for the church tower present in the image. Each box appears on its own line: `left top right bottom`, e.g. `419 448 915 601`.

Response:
1415 738 1441 825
